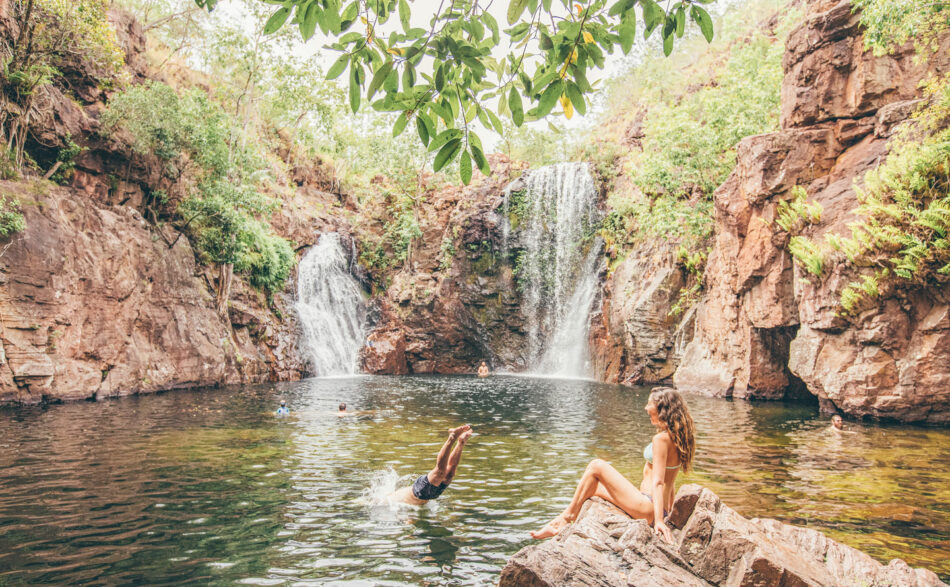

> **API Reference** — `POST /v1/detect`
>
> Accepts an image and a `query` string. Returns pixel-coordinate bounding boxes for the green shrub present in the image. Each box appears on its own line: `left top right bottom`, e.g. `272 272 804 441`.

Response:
102 81 295 294
0 193 25 237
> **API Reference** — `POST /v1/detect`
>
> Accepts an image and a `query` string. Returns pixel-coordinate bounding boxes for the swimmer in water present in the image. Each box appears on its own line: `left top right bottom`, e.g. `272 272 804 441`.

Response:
275 400 290 416
390 424 473 504
337 402 347 417
477 361 490 378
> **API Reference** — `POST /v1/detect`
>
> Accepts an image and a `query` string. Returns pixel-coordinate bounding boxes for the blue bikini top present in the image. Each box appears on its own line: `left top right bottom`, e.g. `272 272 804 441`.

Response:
644 442 680 469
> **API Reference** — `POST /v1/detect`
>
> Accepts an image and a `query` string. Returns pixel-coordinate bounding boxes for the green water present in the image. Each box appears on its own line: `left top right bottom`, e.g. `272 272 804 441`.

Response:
0 375 947 584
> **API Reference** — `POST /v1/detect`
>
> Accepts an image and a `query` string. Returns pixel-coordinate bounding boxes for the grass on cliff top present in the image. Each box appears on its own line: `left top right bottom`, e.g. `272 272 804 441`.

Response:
594 0 798 277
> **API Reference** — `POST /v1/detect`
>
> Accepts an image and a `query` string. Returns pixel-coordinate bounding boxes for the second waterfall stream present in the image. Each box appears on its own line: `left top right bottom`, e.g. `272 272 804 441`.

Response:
295 233 366 376
504 162 603 378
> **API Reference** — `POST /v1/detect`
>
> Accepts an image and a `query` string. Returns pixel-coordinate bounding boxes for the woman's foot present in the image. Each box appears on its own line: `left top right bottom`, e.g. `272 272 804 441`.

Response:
530 513 570 539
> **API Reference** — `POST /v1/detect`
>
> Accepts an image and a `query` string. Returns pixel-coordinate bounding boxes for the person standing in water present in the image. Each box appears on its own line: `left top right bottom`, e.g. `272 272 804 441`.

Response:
477 361 490 378
275 400 290 416
390 425 473 504
531 388 695 543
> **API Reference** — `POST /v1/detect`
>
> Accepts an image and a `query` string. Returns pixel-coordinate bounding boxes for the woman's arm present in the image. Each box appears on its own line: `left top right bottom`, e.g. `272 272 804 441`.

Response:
650 433 674 542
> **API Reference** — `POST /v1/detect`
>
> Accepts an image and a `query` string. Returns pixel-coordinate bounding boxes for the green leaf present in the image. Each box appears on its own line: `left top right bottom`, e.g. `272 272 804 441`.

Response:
399 0 410 32
341 1 358 22
402 62 415 90
675 6 685 37
416 115 430 145
471 144 491 176
641 0 663 38
509 86 524 126
428 128 462 153
663 28 674 55
566 82 586 115
459 150 472 185
486 108 505 134
691 5 714 42
507 0 529 25
348 66 361 113
327 54 349 80
535 80 562 118
367 61 394 100
300 2 319 40
264 6 291 34
619 9 636 54
434 138 462 172
393 113 409 137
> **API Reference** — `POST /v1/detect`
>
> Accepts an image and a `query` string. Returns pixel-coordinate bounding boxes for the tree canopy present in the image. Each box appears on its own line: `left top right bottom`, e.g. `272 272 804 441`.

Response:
194 0 718 183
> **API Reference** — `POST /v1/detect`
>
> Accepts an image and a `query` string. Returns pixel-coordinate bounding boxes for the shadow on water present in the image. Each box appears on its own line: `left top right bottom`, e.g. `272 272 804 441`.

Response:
0 375 947 584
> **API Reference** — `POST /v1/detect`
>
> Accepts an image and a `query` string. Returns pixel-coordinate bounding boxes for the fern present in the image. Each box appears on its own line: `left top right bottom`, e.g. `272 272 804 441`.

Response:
789 236 825 277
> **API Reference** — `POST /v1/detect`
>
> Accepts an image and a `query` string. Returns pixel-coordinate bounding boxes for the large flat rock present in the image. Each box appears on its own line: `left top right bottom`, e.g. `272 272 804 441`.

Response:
499 485 946 586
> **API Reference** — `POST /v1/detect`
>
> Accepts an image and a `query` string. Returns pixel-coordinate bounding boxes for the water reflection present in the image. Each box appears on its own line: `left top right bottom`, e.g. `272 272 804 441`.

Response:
0 375 947 584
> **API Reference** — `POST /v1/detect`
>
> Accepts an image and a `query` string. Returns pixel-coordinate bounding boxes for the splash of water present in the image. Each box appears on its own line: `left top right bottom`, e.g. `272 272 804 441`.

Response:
506 162 602 377
295 233 366 376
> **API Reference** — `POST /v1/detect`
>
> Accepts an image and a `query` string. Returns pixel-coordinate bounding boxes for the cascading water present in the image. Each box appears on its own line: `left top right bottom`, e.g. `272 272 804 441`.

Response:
504 162 603 377
295 233 366 376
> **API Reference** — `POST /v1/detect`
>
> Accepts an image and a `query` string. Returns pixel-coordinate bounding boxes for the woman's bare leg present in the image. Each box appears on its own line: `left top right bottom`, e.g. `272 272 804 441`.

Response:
531 459 653 539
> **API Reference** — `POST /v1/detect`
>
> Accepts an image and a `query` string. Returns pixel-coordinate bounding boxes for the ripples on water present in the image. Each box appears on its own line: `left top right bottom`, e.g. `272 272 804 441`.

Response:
0 375 947 584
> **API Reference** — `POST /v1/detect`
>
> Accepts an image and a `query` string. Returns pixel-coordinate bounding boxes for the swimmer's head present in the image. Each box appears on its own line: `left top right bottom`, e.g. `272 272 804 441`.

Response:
339 402 346 412
280 399 286 407
831 414 843 429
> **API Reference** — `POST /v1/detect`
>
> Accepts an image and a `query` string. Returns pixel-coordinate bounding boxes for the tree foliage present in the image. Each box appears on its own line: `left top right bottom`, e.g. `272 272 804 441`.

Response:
0 0 125 170
101 81 295 295
195 0 719 184
853 0 949 57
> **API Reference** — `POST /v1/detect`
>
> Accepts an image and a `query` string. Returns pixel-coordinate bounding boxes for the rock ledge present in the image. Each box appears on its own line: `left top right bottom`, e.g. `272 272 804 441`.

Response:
499 485 946 586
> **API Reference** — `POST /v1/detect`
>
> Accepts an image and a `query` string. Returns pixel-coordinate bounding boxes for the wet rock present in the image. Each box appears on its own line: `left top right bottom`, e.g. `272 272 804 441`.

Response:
499 486 946 587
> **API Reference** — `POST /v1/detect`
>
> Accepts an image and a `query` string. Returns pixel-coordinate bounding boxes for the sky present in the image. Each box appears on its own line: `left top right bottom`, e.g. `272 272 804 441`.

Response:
207 0 745 144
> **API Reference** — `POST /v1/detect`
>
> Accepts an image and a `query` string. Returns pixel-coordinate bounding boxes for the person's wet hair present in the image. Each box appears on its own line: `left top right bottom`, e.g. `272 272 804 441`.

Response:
339 403 346 411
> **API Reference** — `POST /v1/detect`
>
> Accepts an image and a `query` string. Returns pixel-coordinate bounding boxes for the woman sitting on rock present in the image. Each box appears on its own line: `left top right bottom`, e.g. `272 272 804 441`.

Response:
531 388 695 543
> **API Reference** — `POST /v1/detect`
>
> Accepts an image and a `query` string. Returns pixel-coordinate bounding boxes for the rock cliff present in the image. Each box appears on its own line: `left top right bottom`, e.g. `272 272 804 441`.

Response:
0 9 348 402
360 158 534 374
499 485 946 586
674 0 950 422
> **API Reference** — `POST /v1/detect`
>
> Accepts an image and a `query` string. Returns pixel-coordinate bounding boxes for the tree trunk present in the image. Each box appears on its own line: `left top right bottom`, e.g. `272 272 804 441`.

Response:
216 263 233 316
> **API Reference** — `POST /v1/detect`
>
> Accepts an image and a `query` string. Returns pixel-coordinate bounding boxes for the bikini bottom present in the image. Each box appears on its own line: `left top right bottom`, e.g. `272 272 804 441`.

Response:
641 491 670 519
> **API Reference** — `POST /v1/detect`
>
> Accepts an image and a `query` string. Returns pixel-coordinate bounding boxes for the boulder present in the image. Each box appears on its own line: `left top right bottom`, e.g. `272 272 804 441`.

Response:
499 486 946 587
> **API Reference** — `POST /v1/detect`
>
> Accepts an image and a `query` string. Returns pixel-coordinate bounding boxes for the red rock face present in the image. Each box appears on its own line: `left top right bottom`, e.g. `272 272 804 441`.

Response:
675 0 950 422
589 241 694 386
358 157 533 375
0 182 303 402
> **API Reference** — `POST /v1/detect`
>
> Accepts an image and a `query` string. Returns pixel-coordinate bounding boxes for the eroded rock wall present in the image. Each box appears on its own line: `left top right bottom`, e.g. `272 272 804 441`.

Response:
361 157 532 374
674 0 950 422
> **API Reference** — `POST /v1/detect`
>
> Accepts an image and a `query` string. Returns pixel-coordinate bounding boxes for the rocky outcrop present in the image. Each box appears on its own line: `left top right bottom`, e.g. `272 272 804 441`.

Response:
499 486 946 586
590 241 695 385
0 181 298 402
0 9 351 403
674 0 950 421
359 157 531 374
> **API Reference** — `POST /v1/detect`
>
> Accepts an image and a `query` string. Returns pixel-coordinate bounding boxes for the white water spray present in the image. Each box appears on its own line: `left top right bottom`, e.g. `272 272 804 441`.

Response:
295 233 366 376
506 162 602 377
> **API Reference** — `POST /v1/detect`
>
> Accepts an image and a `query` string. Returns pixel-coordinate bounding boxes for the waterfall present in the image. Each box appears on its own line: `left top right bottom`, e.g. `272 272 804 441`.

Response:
508 162 602 377
296 233 366 376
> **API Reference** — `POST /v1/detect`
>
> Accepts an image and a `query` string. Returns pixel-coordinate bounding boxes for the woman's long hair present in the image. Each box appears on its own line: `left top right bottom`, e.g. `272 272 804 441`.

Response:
651 388 696 473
